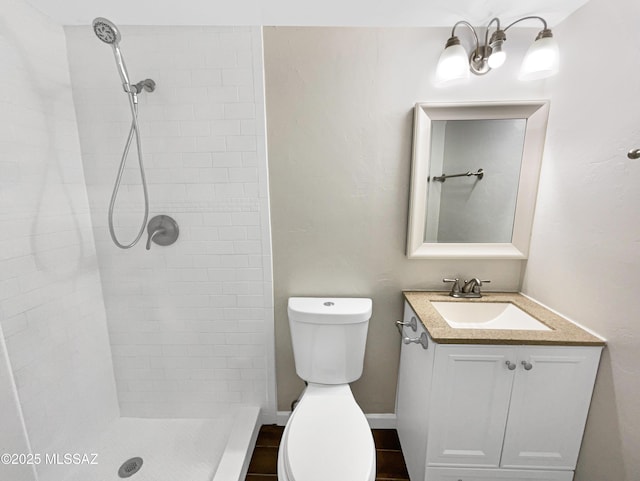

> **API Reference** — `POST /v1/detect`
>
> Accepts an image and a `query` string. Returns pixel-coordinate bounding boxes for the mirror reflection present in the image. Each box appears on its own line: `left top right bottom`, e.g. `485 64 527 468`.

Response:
406 101 549 259
425 119 527 243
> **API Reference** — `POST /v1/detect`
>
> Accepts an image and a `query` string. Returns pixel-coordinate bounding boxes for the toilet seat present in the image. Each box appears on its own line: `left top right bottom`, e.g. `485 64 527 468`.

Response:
279 384 376 481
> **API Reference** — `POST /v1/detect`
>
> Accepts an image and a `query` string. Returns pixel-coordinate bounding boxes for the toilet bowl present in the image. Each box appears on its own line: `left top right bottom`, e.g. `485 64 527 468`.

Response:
277 384 375 481
278 297 376 481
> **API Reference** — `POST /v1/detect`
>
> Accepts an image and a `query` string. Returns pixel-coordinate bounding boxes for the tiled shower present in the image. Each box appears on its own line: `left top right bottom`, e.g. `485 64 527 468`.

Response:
1 1 275 479
65 24 274 418
1 3 119 477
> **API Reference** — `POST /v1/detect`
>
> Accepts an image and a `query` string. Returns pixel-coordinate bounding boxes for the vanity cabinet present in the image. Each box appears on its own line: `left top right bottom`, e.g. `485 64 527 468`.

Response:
428 344 600 469
396 307 435 481
396 301 602 481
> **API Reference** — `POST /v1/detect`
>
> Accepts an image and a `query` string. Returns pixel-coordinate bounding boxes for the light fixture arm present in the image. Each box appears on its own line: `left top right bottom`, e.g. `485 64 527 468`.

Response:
503 15 548 32
483 17 501 55
450 19 493 75
450 20 480 58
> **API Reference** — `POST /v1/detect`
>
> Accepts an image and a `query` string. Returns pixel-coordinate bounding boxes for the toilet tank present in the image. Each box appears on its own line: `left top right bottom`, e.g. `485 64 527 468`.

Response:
288 297 372 384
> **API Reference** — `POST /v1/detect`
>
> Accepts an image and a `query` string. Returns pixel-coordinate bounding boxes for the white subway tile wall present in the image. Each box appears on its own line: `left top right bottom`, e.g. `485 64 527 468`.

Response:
65 26 275 417
0 325 37 481
0 1 119 479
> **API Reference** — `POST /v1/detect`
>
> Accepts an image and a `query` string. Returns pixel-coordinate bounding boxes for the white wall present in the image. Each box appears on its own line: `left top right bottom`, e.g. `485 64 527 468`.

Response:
0 1 119 479
263 27 551 412
522 0 640 478
65 26 275 419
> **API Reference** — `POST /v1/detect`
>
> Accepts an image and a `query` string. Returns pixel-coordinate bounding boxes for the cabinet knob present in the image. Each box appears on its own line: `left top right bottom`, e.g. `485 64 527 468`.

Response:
522 360 533 371
505 360 516 370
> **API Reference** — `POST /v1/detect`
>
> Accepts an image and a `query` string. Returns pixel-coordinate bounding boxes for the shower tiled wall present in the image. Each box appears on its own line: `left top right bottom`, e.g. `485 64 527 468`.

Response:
65 26 275 418
0 0 119 478
0 325 36 481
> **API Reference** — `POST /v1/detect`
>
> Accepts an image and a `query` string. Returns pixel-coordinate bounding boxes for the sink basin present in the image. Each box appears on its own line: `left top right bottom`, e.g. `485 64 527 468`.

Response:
431 301 551 331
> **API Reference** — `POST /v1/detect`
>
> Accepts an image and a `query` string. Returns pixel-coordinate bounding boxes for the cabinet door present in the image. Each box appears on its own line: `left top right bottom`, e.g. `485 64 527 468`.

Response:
427 345 517 467
396 304 434 481
501 346 602 469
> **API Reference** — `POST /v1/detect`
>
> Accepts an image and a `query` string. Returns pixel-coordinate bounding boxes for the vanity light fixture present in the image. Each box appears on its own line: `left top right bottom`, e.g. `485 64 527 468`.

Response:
436 16 559 83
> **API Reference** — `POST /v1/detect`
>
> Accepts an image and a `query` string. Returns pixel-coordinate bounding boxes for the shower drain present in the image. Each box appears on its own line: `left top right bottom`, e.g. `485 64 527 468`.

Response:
118 457 143 478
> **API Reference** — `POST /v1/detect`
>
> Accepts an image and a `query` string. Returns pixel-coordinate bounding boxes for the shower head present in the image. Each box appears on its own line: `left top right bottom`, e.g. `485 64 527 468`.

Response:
92 17 121 45
92 17 131 91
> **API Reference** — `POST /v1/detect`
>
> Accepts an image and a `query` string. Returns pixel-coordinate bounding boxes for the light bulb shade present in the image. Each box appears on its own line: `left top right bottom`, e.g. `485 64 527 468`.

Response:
436 42 470 82
488 43 506 69
519 35 559 80
488 30 507 69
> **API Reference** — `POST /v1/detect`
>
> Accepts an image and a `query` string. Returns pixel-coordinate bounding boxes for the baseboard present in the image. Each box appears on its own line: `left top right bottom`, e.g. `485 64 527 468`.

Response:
276 410 290 426
365 413 397 429
276 411 396 429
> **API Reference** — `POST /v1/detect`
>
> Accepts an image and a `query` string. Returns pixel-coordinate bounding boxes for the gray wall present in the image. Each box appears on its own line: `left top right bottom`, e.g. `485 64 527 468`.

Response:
264 27 542 412
436 119 525 243
264 12 640 478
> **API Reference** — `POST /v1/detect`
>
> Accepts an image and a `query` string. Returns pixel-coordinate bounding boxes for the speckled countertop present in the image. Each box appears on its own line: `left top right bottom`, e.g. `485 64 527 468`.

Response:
403 291 605 346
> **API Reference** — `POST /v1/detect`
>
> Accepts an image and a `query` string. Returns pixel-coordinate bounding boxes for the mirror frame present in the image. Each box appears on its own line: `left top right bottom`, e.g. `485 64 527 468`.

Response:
407 100 550 259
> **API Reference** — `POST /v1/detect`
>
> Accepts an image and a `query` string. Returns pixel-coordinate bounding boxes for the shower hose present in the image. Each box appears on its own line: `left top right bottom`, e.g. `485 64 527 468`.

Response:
108 90 149 249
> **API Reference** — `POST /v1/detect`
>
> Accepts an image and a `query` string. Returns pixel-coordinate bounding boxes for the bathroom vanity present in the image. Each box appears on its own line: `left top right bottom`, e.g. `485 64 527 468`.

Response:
396 291 604 481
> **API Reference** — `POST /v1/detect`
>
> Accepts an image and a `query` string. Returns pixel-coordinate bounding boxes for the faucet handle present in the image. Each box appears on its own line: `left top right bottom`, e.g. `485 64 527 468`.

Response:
146 226 166 250
443 278 461 295
145 215 179 251
478 279 491 293
466 279 491 294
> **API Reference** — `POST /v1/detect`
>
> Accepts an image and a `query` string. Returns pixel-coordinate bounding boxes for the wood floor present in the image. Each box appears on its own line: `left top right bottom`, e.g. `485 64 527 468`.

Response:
245 425 410 481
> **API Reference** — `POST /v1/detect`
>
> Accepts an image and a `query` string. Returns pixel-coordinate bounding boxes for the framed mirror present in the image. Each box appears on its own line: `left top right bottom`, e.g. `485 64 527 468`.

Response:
406 101 550 259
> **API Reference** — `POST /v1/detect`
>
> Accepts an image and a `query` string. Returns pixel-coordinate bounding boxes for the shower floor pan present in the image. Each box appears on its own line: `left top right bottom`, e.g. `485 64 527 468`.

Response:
60 406 259 481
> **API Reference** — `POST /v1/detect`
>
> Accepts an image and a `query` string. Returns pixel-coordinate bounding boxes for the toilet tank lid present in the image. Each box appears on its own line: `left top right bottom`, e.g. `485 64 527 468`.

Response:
288 297 372 324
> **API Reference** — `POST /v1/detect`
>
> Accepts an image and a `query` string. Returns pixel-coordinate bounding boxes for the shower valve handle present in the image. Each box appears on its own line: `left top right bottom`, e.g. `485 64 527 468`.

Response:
146 215 179 251
146 227 166 250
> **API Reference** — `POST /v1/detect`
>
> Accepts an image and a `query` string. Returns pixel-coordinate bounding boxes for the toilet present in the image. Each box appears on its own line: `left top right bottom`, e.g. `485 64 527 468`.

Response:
277 297 376 481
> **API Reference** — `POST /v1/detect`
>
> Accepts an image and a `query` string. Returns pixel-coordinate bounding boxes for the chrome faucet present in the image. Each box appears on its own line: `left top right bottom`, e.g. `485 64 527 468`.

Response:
443 277 491 298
